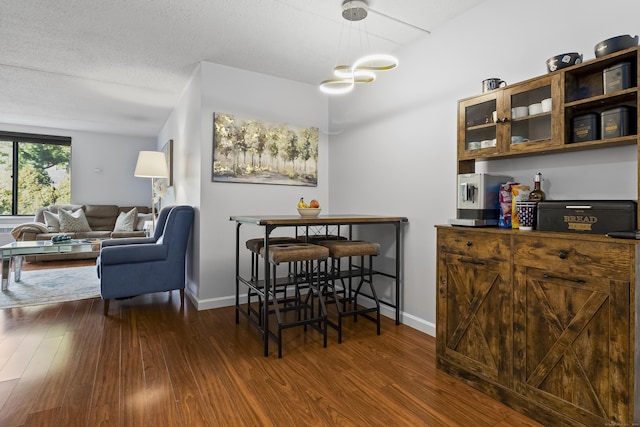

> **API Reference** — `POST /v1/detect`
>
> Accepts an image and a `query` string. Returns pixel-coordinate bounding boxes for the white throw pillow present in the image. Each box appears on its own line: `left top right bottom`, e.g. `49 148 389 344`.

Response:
43 211 60 232
135 213 154 231
58 208 92 232
114 207 138 232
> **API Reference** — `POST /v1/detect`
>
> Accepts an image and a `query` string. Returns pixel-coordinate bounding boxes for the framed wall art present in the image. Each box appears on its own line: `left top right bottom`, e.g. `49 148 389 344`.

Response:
161 139 173 187
212 113 318 186
153 139 173 210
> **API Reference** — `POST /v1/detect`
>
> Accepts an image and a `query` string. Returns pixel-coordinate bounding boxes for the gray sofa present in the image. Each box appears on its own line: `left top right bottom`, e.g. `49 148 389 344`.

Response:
12 204 152 262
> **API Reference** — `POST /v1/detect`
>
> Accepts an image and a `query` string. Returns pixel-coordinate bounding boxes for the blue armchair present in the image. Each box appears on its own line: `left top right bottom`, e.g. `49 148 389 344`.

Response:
97 205 194 315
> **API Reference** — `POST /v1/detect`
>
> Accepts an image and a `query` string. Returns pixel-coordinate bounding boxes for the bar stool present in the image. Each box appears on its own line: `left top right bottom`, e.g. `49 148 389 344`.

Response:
245 236 300 323
246 236 300 281
316 240 381 343
261 242 329 358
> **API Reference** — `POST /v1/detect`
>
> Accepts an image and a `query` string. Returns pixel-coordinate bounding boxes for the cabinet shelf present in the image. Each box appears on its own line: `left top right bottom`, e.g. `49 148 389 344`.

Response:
462 135 637 161
466 122 496 131
564 87 637 109
510 111 551 121
563 134 638 149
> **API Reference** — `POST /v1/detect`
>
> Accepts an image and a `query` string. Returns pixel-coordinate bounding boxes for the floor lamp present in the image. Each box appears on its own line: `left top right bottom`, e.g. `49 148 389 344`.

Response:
134 151 169 233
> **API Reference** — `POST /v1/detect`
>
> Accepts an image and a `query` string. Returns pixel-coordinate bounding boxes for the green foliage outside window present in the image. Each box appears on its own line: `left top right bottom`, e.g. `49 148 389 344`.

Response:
0 138 71 216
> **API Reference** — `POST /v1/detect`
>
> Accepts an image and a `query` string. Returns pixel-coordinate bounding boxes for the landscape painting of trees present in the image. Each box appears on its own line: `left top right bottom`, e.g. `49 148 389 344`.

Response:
212 113 318 186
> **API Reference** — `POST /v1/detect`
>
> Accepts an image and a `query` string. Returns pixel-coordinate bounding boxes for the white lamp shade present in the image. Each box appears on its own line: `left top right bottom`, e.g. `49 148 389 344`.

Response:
134 151 169 178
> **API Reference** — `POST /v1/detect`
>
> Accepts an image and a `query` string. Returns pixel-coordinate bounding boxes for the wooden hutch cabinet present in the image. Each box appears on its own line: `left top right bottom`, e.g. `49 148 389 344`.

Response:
437 46 640 427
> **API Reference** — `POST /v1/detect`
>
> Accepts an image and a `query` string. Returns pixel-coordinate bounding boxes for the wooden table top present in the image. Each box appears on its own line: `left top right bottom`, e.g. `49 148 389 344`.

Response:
230 214 408 226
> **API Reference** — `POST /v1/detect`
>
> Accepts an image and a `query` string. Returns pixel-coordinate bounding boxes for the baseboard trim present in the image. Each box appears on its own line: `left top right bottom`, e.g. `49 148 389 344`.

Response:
190 292 436 338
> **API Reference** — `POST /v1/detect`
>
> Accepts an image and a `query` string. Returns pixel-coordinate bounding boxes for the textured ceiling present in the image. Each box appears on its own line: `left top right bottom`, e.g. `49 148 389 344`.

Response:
0 0 484 137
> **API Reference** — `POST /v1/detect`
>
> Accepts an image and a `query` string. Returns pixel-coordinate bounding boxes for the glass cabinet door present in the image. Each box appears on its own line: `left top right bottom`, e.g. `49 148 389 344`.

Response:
503 75 561 153
458 93 500 159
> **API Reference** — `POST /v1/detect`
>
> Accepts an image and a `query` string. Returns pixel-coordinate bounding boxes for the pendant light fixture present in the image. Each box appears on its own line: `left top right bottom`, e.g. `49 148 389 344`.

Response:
320 0 399 95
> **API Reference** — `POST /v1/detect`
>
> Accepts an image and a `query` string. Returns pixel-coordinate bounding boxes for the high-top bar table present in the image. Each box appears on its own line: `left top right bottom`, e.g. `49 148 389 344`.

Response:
230 214 408 357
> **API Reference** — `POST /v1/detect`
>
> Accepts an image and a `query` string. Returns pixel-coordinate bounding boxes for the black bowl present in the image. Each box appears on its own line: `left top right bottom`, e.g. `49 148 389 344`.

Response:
595 35 639 57
546 53 583 73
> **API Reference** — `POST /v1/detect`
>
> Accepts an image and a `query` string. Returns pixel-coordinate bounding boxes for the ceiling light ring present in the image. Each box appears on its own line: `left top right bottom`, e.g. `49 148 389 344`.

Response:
333 66 377 83
319 78 355 95
353 54 399 72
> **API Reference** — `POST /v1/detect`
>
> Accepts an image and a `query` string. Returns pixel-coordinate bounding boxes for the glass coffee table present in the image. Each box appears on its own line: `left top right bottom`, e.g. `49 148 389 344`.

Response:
1 240 103 291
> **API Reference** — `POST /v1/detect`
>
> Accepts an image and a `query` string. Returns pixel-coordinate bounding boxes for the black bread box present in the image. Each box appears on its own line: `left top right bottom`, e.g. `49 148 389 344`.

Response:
536 200 637 234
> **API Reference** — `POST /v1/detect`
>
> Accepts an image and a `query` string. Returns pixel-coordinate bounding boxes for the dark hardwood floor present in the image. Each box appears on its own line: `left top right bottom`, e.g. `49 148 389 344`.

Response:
0 260 542 426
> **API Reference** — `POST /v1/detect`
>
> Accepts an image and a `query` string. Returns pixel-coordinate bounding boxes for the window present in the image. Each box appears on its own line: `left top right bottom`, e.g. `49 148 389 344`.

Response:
0 131 71 216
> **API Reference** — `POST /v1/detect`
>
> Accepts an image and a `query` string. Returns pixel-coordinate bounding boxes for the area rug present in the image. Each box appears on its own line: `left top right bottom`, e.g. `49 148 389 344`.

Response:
0 266 100 309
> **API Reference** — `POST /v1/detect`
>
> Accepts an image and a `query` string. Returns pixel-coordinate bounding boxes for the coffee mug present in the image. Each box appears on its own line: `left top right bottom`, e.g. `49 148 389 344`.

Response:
482 78 507 92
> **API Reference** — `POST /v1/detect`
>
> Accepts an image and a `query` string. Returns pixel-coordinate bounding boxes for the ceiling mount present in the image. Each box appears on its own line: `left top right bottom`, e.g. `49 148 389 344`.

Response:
342 0 368 21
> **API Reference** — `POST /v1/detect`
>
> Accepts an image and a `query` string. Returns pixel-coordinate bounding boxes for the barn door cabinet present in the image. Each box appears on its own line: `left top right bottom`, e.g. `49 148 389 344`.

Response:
436 227 512 386
440 45 640 425
436 226 640 426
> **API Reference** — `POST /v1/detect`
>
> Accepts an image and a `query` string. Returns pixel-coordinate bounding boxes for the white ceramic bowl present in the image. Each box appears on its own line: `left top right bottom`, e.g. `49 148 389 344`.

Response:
528 103 543 115
511 136 528 144
467 141 481 150
541 98 552 112
297 208 321 218
481 139 494 148
511 106 529 119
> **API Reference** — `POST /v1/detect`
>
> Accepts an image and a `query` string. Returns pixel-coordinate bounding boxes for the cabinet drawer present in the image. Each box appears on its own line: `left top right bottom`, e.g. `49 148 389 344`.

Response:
438 228 510 261
513 235 632 280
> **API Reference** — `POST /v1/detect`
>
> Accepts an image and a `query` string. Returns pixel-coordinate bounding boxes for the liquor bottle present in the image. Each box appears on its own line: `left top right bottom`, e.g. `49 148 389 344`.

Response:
530 172 545 201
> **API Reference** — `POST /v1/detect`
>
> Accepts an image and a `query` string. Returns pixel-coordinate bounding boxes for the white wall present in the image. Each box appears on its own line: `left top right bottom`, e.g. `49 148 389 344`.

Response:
328 0 640 335
158 62 329 307
157 67 203 298
0 122 155 217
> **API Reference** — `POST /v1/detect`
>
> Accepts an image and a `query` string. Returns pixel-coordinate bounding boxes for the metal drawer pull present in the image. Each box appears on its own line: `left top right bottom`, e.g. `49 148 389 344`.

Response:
543 273 586 284
565 205 592 209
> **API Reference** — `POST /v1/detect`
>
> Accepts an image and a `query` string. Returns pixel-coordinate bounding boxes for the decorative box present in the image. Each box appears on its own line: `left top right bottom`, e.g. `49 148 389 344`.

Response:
536 200 637 234
603 62 632 94
571 113 599 143
601 106 633 139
